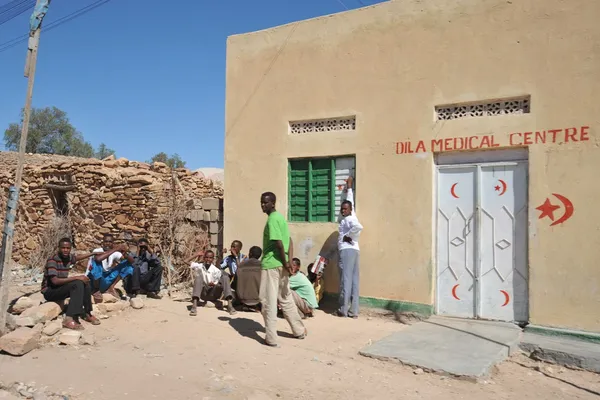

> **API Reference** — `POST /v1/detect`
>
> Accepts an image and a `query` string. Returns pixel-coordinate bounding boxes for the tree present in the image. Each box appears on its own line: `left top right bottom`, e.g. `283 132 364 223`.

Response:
95 143 115 159
149 152 186 168
4 106 98 158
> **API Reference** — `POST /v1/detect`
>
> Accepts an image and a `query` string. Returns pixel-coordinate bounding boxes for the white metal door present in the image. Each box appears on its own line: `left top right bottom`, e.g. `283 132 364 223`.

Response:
436 167 477 318
479 163 528 322
436 161 529 323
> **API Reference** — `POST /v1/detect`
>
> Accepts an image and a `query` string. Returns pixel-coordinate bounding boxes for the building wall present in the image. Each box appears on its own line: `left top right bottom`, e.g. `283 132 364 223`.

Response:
224 0 600 331
0 152 224 267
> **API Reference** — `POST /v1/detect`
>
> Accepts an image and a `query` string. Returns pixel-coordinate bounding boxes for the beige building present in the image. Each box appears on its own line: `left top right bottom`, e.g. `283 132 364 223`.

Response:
224 0 600 335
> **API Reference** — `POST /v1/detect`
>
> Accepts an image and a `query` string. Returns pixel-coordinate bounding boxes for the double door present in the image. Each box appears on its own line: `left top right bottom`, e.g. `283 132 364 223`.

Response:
436 161 528 322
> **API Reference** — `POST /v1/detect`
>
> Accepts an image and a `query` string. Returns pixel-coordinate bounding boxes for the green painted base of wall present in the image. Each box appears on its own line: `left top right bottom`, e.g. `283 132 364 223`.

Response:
323 292 433 316
525 325 600 344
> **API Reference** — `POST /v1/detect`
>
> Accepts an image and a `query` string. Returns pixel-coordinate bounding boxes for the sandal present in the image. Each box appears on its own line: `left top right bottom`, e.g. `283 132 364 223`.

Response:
83 315 101 325
294 328 308 340
63 319 84 331
189 307 197 317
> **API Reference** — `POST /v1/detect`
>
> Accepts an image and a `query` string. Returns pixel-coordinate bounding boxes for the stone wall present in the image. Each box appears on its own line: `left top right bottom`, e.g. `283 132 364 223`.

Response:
0 152 224 266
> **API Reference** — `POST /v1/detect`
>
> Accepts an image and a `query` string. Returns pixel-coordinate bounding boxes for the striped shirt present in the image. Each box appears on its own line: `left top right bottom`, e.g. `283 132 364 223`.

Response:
41 253 77 292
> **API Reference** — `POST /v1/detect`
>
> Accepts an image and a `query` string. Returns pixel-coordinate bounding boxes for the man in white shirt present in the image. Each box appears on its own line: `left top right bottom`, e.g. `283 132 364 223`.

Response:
189 249 235 316
86 234 134 301
337 176 363 318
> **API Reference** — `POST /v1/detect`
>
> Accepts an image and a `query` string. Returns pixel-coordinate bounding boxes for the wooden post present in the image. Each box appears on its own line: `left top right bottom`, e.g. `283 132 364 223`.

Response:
0 1 43 335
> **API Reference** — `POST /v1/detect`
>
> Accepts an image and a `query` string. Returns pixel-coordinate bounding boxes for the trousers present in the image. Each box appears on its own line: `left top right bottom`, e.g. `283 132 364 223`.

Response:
89 261 134 292
259 267 305 345
338 248 360 316
43 280 93 318
192 271 233 301
291 290 313 316
127 266 163 293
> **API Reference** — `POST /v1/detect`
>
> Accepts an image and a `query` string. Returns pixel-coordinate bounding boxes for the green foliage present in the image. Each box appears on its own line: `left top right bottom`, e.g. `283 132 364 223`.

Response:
95 143 115 159
3 106 115 159
148 152 186 168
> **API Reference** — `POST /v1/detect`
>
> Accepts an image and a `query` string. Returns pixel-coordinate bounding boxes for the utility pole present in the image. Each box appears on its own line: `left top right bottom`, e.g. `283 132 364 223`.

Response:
0 0 50 335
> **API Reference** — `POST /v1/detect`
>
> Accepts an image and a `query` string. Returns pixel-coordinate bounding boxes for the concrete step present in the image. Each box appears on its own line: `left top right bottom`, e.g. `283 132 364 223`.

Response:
359 316 521 380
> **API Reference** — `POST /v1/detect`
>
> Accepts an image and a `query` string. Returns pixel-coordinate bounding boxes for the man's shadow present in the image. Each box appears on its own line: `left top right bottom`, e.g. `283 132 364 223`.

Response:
218 316 295 344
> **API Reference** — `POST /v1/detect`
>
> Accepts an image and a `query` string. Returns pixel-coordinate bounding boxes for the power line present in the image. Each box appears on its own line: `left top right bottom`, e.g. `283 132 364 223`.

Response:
0 0 34 26
335 0 349 10
0 0 113 54
0 0 31 15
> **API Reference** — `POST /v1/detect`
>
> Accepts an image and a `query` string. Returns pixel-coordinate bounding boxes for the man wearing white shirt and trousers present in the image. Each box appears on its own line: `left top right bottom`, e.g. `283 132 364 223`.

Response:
189 249 236 316
337 176 363 318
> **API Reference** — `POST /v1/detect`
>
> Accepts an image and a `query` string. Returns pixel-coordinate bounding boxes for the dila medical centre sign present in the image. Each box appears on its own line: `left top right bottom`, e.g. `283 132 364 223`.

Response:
395 126 591 154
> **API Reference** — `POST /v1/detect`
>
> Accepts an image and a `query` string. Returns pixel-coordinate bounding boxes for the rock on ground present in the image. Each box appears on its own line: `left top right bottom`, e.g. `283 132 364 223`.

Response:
130 297 144 309
20 303 61 324
5 314 17 332
96 301 129 314
11 297 35 314
0 389 19 399
42 320 62 337
15 316 36 328
58 330 81 345
80 332 95 346
0 326 41 356
28 292 45 306
102 293 118 303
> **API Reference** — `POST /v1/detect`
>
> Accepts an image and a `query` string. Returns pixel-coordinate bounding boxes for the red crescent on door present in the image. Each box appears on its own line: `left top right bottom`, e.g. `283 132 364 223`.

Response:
450 183 459 199
500 290 510 307
452 284 460 300
498 179 507 196
550 193 574 226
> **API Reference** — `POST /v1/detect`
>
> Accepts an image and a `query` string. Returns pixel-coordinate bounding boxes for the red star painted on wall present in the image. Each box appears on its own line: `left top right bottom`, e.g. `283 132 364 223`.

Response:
494 185 500 191
536 198 560 221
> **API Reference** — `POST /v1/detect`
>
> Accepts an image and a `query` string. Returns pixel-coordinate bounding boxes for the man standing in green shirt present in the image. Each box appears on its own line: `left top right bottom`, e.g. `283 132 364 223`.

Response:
259 191 307 347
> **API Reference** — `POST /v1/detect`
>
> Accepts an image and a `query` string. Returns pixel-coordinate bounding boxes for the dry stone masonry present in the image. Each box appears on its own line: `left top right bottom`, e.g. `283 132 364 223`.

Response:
0 152 224 266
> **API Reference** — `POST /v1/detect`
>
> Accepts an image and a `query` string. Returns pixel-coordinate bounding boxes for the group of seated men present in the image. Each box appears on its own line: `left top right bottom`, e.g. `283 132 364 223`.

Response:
41 235 321 331
41 234 164 330
187 240 320 319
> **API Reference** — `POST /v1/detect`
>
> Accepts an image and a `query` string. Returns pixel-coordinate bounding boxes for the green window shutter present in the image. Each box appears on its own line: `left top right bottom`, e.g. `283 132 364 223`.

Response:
289 160 309 222
310 158 332 222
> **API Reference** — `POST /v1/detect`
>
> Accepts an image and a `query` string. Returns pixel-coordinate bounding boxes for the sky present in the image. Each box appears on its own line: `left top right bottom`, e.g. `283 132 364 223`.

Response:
0 0 385 170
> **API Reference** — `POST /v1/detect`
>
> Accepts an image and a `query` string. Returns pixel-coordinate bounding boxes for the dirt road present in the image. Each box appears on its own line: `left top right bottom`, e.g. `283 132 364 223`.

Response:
0 298 598 400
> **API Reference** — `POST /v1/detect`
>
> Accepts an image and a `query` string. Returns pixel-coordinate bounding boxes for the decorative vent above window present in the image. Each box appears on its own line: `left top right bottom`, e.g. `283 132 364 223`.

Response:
289 116 356 134
435 97 530 121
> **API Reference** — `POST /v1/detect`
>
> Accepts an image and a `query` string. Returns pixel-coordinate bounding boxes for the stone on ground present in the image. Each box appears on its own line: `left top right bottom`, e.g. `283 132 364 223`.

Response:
28 292 45 306
58 330 81 345
130 297 144 309
360 316 521 380
80 332 95 346
5 314 17 332
0 389 19 399
0 326 41 356
96 300 129 314
102 293 118 303
15 316 36 328
20 302 62 324
42 320 62 336
11 296 35 314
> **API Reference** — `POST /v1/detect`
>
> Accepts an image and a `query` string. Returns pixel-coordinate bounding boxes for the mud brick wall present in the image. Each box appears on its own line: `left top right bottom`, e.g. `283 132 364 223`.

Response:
0 152 224 266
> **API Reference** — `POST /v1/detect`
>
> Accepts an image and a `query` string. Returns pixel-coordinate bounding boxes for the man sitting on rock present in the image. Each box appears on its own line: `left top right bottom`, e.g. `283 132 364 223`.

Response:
220 240 247 289
87 234 134 301
127 238 163 299
42 237 101 330
189 249 235 316
236 246 262 312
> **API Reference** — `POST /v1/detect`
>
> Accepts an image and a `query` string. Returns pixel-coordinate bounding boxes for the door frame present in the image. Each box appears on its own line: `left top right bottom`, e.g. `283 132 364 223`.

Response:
433 149 529 322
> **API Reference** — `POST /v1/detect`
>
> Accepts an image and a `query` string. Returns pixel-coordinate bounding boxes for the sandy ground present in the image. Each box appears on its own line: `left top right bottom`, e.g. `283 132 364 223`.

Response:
1 296 599 400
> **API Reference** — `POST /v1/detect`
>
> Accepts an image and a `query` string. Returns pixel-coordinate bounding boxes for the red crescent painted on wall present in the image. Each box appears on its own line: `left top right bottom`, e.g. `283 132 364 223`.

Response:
550 193 574 226
500 290 510 307
452 284 460 300
498 179 507 196
450 183 459 199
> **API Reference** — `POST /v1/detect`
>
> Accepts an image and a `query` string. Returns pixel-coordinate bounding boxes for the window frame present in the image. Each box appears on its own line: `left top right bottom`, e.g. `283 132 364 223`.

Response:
287 155 355 223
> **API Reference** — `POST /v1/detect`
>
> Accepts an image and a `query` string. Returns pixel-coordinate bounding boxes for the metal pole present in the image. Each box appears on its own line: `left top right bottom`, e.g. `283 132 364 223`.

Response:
0 0 43 335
